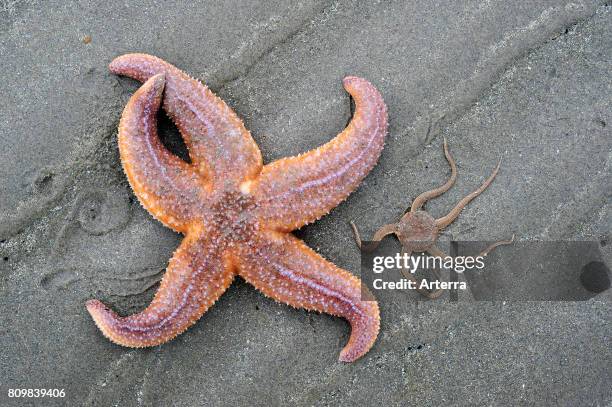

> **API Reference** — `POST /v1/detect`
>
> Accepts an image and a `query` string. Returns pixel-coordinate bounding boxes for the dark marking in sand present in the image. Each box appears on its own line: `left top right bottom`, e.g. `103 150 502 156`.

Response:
580 261 611 294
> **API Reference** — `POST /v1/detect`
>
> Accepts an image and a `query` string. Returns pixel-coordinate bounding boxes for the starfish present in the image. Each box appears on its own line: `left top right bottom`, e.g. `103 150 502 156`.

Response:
350 139 514 299
86 54 387 362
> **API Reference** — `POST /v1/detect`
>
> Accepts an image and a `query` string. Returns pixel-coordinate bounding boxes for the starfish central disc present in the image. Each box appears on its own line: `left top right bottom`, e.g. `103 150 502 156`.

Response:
209 190 259 245
86 53 388 362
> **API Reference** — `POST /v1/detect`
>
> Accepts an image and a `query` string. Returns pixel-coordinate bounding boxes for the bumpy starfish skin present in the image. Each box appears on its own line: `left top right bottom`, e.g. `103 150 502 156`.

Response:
87 54 387 362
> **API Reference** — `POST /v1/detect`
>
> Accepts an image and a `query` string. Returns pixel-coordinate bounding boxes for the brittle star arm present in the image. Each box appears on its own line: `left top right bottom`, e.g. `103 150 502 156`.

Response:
349 221 396 251
110 53 262 184
410 138 458 212
234 230 380 362
86 231 235 347
478 234 515 257
249 77 388 231
118 74 208 233
429 236 515 258
435 159 502 229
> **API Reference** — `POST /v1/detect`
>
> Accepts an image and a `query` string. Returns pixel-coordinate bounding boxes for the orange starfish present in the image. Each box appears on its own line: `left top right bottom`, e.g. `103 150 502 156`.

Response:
86 54 387 362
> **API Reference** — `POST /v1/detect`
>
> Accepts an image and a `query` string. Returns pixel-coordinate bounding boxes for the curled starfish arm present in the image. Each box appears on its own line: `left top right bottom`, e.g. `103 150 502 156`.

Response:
110 53 262 183
86 232 234 347
119 74 206 233
235 231 380 362
250 76 388 231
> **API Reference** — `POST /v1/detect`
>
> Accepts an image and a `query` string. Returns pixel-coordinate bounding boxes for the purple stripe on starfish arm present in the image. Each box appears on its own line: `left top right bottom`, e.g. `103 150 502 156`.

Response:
86 233 234 346
235 231 380 362
109 53 262 184
117 74 206 233
250 76 388 232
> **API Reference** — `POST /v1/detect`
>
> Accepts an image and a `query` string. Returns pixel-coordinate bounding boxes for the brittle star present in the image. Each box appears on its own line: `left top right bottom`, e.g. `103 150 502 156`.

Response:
350 139 514 299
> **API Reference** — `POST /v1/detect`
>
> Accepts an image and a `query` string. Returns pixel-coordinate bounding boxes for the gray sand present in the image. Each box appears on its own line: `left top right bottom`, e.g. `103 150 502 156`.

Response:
1 1 610 406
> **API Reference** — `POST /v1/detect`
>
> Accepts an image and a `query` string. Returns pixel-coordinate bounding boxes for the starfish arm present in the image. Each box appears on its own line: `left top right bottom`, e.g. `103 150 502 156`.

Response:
250 76 388 231
119 74 206 233
235 230 380 362
86 232 234 347
110 53 262 184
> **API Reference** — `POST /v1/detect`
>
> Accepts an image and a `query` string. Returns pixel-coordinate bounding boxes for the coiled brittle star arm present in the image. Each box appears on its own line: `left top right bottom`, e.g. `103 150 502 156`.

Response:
249 77 388 231
110 53 263 185
410 138 457 212
118 74 207 233
86 231 235 347
234 230 380 362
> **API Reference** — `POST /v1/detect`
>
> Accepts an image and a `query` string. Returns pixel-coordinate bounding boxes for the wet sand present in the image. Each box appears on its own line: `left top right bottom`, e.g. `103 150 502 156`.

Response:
1 1 610 406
